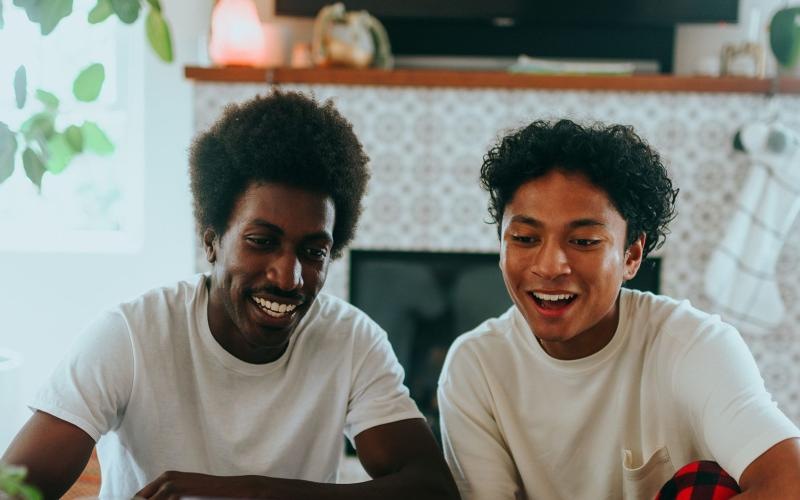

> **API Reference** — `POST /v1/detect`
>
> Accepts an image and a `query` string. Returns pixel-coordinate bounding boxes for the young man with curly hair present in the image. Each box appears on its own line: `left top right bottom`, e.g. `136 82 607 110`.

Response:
3 92 459 500
437 119 800 499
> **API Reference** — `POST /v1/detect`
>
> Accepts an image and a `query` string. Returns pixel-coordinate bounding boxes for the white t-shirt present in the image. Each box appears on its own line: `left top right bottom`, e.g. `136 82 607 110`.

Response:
32 274 421 497
438 288 800 500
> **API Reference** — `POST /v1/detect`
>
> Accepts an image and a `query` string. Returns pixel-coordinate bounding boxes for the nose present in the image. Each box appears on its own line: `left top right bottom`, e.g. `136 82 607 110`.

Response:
266 250 303 291
530 240 571 281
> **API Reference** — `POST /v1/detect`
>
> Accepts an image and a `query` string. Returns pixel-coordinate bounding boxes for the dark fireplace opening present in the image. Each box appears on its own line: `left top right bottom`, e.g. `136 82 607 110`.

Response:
348 249 661 443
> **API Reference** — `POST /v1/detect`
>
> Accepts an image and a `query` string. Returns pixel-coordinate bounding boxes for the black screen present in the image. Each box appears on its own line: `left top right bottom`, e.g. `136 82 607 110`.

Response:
277 1 736 73
276 1 738 25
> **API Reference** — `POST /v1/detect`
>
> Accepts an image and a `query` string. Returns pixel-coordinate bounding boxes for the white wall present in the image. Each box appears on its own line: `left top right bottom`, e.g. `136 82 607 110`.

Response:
674 0 791 76
0 0 209 452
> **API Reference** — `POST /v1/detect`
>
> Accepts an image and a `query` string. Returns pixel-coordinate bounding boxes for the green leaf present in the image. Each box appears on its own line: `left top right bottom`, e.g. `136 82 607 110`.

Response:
18 483 44 500
1 0 5 29
82 121 114 155
21 484 44 500
88 0 113 23
45 133 73 173
64 124 84 152
146 0 161 11
770 7 800 69
72 63 105 102
14 65 27 109
20 112 55 141
35 89 59 109
0 121 18 183
22 147 46 190
146 8 173 62
111 0 141 24
12 0 73 35
0 463 30 486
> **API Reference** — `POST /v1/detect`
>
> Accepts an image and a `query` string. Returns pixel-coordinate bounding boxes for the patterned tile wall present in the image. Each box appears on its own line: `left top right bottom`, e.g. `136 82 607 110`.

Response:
193 82 800 424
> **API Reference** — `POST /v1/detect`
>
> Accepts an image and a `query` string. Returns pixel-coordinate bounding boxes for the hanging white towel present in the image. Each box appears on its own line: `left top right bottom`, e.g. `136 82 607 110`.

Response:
704 122 800 335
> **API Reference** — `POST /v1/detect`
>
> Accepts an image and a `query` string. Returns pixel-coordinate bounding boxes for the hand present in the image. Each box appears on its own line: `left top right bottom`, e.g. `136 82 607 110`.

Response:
136 471 267 499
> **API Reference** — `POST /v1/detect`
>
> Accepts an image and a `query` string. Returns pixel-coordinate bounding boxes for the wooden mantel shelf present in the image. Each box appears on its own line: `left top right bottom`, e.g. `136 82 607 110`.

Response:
185 66 800 94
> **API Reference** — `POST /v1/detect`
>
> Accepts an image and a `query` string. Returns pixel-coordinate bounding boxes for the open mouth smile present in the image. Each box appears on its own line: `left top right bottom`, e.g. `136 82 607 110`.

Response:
529 291 577 317
251 296 299 319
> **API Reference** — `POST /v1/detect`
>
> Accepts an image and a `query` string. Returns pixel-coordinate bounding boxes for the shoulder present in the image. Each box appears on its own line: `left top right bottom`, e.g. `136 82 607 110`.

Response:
440 307 517 383
622 289 750 387
117 274 205 317
103 274 206 347
622 288 688 327
622 288 735 348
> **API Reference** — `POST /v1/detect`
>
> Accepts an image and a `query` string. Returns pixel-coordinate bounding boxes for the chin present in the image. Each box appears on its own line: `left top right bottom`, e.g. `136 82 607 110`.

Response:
253 322 295 341
242 332 290 352
527 316 580 341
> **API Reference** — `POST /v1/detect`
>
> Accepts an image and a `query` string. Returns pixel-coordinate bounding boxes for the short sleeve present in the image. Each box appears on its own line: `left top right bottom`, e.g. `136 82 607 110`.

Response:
29 309 135 441
438 339 523 500
671 319 800 481
344 319 422 443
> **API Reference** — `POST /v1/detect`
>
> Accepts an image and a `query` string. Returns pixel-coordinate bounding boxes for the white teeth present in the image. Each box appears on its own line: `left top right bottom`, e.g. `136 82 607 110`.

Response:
532 292 576 301
252 296 298 316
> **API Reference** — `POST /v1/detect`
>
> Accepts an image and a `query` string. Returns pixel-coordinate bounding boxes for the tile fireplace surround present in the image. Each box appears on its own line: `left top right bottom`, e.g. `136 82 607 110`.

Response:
191 80 800 425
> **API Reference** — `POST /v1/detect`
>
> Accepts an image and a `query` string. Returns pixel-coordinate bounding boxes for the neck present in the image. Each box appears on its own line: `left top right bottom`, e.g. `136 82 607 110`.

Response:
205 278 290 364
537 294 621 360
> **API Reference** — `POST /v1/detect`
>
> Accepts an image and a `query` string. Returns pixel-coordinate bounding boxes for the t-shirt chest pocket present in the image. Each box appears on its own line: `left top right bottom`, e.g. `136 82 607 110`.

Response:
621 446 675 500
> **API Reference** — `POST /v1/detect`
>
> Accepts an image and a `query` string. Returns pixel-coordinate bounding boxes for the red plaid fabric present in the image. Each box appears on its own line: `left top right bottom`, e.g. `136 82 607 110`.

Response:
655 461 741 500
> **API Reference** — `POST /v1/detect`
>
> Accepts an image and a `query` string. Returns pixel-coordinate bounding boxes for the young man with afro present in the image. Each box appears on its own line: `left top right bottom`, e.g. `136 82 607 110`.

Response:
3 91 459 500
437 119 800 499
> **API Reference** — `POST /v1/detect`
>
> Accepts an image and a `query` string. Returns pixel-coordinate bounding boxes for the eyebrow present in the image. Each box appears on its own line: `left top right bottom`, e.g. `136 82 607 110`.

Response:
509 215 607 229
250 219 284 234
249 219 334 243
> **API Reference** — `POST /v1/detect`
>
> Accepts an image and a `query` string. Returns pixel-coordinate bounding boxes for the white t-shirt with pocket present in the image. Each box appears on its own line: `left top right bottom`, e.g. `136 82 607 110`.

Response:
438 288 799 500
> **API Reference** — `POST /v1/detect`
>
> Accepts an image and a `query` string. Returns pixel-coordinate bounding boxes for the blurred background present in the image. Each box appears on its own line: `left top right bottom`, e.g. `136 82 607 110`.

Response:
1 3 799 490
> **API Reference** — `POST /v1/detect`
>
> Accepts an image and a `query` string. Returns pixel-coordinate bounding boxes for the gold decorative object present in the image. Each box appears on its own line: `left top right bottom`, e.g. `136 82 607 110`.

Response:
720 42 765 77
311 3 393 69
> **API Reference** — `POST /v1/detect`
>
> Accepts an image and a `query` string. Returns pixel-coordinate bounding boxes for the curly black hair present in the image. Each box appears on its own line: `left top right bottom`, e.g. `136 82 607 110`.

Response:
480 119 678 257
189 91 370 259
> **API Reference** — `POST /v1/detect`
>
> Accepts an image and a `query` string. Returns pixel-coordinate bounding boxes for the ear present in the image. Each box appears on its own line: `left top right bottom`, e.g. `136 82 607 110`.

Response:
623 234 645 281
203 228 218 264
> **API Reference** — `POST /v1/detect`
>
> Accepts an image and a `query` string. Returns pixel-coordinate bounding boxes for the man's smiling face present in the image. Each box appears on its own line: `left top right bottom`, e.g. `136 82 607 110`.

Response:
204 182 335 364
499 169 644 360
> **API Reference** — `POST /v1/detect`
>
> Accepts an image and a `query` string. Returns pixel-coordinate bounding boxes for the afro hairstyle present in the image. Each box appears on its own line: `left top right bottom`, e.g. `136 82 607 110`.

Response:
189 90 370 259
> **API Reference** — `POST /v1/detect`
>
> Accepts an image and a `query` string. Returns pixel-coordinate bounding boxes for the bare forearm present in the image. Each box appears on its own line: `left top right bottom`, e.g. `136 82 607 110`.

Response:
2 413 95 500
734 485 800 500
139 419 461 499
2 446 91 500
734 438 800 500
733 478 800 499
257 460 460 500
138 461 459 500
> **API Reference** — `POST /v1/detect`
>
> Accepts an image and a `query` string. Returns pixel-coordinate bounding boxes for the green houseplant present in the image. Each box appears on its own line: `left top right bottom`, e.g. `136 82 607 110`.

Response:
0 0 174 191
770 5 800 71
0 464 42 500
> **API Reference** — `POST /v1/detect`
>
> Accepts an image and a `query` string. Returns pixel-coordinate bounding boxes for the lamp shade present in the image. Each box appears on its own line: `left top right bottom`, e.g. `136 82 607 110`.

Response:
208 0 268 66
